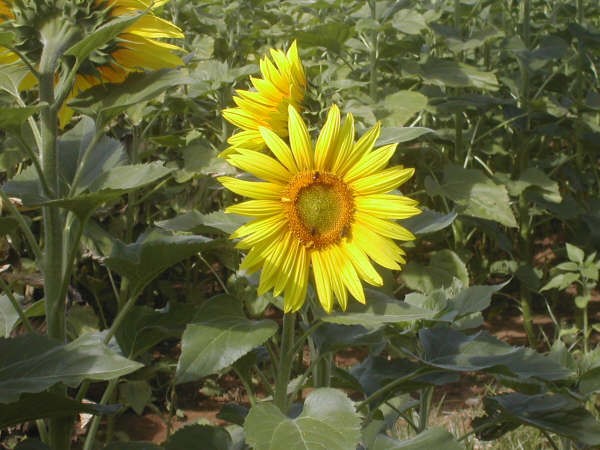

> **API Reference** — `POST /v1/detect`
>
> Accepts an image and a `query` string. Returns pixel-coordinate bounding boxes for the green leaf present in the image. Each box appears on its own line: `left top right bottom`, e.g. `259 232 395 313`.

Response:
104 230 212 297
58 117 126 195
156 210 249 235
116 304 195 357
0 64 31 98
70 69 192 125
401 250 469 293
373 427 463 449
0 294 20 338
413 59 499 91
175 295 277 384
426 165 517 227
540 273 579 292
391 10 428 35
0 106 42 130
419 328 572 381
165 424 231 450
447 282 508 318
403 209 456 235
66 13 142 61
119 380 152 415
376 127 433 147
0 333 142 403
244 388 361 450
566 243 585 264
89 162 172 192
295 23 353 54
474 393 600 445
320 289 435 326
0 392 119 429
382 91 428 126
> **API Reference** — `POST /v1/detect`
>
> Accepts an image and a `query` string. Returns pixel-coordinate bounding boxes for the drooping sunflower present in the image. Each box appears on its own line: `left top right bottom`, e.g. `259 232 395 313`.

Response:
221 41 306 154
0 0 17 65
60 0 184 125
219 105 421 313
0 0 184 126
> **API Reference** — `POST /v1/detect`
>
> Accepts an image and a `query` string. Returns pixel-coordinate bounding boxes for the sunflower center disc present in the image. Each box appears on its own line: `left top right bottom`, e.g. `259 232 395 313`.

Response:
284 171 354 249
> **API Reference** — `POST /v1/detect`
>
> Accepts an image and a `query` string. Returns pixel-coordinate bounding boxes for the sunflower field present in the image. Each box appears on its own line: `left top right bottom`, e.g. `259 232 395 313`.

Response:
0 0 599 449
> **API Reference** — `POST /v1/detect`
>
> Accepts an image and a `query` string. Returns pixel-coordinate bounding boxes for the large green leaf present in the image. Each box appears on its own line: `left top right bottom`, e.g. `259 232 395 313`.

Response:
373 428 464 449
473 393 600 445
0 294 20 338
57 117 126 195
176 295 277 384
376 127 433 146
244 388 361 450
403 209 456 235
414 59 499 91
70 69 192 124
116 304 196 358
419 328 572 381
0 392 119 429
156 210 249 235
104 444 162 450
0 106 42 130
0 333 142 403
164 424 231 450
104 230 213 297
66 13 142 62
401 250 469 294
382 91 428 126
426 165 517 228
320 289 435 326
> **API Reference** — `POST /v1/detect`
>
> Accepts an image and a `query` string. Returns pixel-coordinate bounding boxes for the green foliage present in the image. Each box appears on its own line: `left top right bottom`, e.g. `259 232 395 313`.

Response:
244 388 361 450
1 0 599 448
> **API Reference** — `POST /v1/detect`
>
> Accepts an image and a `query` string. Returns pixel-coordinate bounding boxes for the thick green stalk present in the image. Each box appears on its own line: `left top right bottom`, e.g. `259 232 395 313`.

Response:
274 313 296 413
575 0 585 173
516 0 537 348
313 353 332 388
417 387 434 433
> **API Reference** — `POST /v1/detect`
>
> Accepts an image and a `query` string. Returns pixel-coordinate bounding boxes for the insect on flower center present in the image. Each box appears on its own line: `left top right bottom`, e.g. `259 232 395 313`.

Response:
283 171 354 249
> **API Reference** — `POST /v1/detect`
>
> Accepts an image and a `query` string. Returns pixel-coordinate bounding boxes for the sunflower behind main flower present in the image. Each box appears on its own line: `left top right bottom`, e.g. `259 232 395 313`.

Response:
61 0 184 125
221 41 306 154
0 0 184 126
219 105 421 313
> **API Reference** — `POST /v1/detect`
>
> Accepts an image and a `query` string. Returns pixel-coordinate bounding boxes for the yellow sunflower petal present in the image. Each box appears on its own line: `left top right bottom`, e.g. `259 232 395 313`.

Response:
314 104 341 171
311 251 334 313
283 245 310 312
352 222 406 270
338 122 380 175
355 211 416 241
225 200 282 217
218 177 283 200
350 166 415 196
259 126 298 173
226 149 290 184
355 194 421 219
331 113 356 173
344 144 398 183
342 241 383 286
331 245 365 304
288 105 313 170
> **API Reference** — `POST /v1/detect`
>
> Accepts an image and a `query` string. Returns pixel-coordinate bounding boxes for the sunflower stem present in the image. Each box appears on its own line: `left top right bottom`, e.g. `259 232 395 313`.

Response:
39 27 72 450
368 0 379 100
274 312 296 413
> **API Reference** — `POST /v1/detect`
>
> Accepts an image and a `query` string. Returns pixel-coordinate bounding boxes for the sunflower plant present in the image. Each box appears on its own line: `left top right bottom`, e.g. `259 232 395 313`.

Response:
0 1 190 449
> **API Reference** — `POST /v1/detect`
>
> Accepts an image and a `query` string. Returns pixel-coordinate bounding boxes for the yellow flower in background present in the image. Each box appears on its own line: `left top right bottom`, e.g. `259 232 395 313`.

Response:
0 0 17 65
0 0 184 126
219 105 421 313
221 41 306 154
60 0 184 125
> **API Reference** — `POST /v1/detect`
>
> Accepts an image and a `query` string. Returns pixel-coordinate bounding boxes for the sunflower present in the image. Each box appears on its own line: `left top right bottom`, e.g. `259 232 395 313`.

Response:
221 41 306 154
58 0 184 125
0 0 18 65
0 0 184 126
219 105 421 313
